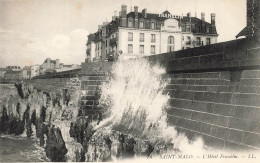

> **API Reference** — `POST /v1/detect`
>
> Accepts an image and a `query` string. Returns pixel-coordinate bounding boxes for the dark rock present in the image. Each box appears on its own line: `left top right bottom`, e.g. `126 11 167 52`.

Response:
45 126 68 162
0 106 9 133
15 83 24 99
23 104 33 137
125 138 136 158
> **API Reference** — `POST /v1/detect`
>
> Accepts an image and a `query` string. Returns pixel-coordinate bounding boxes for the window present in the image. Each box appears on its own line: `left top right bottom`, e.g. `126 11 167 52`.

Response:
168 36 174 44
140 33 144 42
186 36 191 45
167 36 174 52
151 34 156 42
139 45 144 54
186 25 191 32
196 37 201 45
128 32 133 41
128 19 133 27
151 22 155 29
206 38 211 45
182 36 184 41
140 21 144 28
128 44 133 53
196 26 201 33
206 27 210 33
151 45 155 54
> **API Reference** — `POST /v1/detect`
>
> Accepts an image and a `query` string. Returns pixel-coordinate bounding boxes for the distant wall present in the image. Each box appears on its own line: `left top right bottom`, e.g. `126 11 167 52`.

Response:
27 78 69 95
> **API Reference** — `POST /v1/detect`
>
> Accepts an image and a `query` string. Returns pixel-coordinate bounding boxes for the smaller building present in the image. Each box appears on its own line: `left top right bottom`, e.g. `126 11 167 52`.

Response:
39 58 80 75
30 65 40 78
39 58 60 75
4 70 22 80
22 66 31 79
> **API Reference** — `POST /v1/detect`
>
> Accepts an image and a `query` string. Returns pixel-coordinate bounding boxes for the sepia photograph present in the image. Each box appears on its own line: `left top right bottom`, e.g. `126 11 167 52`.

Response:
0 0 259 162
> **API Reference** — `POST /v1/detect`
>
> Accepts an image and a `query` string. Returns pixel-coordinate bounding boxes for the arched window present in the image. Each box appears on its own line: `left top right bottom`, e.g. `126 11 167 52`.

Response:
167 36 174 52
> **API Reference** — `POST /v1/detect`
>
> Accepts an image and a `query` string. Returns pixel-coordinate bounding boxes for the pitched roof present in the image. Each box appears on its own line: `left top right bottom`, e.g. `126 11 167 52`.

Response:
127 11 212 26
127 12 167 21
87 32 100 44
236 26 247 38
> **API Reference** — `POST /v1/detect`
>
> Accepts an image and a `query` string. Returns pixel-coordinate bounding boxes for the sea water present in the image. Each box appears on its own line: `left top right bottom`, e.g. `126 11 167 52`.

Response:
0 135 49 162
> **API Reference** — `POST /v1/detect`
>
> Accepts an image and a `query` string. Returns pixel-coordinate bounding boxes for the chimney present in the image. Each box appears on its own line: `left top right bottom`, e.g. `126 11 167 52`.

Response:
187 12 191 17
211 13 216 26
187 12 191 22
201 12 205 21
134 6 138 28
121 4 127 18
211 13 216 34
134 6 138 18
142 8 147 18
121 4 127 27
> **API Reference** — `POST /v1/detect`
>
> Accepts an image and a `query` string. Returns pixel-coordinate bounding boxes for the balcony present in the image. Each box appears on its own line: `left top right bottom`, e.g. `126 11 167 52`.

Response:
151 39 156 43
140 38 144 42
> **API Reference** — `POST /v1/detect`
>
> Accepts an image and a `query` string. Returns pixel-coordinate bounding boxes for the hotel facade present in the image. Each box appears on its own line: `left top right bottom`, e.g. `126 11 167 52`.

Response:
86 5 218 62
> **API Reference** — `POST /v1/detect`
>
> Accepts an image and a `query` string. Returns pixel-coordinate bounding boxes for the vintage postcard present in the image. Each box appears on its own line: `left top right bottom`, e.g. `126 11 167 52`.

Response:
0 0 259 162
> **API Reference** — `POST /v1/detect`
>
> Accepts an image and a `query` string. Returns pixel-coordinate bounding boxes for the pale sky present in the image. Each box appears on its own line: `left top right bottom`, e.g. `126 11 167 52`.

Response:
0 0 246 67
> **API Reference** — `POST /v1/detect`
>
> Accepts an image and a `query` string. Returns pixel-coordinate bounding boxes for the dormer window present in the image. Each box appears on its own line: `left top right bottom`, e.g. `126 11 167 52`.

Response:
140 21 144 28
128 19 133 27
206 27 210 33
151 22 155 29
186 25 191 32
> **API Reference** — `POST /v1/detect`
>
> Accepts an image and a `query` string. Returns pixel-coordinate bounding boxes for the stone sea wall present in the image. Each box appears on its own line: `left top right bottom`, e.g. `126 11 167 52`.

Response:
77 38 260 151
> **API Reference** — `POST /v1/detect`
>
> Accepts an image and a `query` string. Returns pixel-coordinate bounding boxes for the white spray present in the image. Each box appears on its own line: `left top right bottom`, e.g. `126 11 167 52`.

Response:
94 58 205 155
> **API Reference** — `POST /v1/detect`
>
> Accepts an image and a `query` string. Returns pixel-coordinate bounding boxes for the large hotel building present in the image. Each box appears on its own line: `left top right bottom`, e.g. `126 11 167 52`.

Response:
86 4 218 62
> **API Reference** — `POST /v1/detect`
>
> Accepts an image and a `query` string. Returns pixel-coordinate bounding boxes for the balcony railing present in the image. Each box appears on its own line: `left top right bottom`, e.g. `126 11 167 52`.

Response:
151 39 156 43
140 38 144 42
